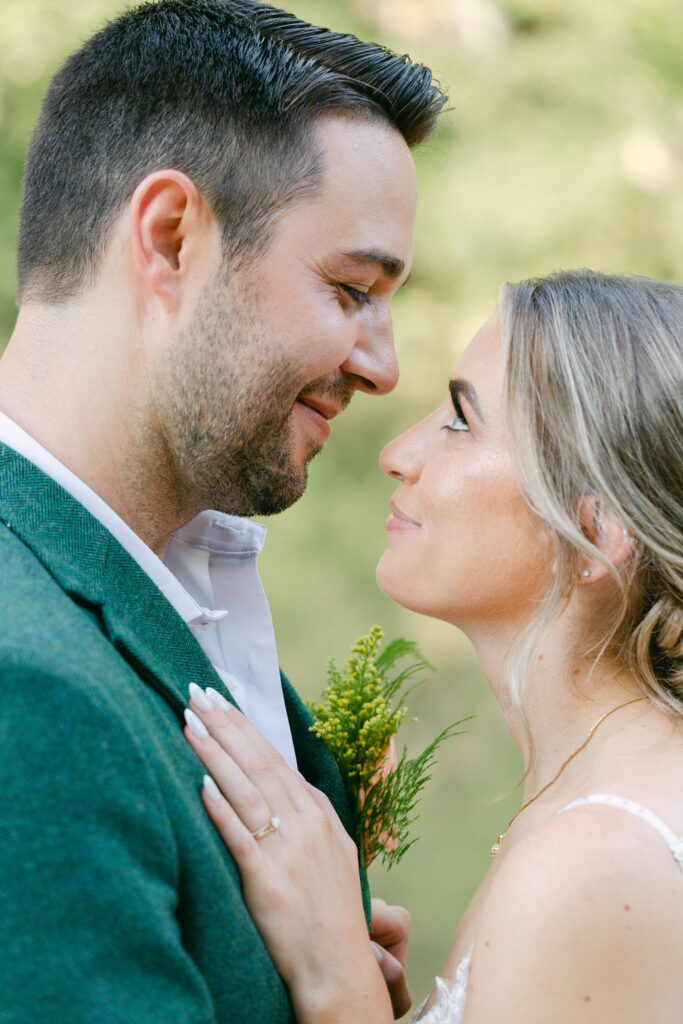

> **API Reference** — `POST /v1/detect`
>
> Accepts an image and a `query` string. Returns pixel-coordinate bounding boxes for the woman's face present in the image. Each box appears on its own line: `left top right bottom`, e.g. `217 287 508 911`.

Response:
377 315 553 632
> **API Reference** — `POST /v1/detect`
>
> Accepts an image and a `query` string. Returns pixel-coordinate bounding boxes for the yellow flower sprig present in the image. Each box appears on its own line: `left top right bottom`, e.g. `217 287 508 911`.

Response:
308 626 469 869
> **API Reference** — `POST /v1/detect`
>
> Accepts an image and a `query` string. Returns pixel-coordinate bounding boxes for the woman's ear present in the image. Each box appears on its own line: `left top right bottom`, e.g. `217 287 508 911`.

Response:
575 496 634 583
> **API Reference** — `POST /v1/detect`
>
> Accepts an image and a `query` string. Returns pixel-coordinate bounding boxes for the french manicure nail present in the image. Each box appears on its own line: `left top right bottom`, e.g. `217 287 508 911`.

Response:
189 682 213 712
203 774 222 803
184 708 209 740
206 687 233 713
371 941 384 965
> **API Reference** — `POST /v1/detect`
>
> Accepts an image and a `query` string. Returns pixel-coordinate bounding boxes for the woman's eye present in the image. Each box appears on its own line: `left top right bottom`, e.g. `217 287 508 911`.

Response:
441 396 469 433
339 283 371 306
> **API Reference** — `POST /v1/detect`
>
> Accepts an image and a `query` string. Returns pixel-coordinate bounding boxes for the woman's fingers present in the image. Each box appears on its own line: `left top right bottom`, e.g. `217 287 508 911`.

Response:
200 773 270 862
371 899 412 1017
371 899 411 956
184 695 293 835
184 683 325 850
188 685 310 809
185 713 280 834
371 943 412 1019
303 780 359 865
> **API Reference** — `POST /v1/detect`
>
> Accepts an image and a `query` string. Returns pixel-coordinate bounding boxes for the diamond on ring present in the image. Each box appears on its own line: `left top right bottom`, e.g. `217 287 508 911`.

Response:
250 815 281 841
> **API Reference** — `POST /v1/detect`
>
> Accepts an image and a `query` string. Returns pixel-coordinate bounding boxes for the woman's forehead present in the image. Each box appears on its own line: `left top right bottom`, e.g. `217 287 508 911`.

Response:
452 314 503 375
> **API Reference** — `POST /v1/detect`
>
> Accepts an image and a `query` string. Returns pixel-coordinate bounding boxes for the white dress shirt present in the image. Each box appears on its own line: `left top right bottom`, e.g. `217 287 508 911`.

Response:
0 411 297 767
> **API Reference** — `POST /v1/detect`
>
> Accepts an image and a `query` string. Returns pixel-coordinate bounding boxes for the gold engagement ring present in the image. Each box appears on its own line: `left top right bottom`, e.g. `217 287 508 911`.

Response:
251 816 281 841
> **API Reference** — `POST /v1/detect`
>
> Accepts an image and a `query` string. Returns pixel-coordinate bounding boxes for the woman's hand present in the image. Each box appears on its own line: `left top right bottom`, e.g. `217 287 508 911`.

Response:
371 899 412 1018
183 688 394 1024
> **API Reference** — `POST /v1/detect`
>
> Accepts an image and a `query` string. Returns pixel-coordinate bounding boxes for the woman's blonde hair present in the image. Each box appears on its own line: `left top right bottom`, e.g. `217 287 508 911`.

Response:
499 270 683 714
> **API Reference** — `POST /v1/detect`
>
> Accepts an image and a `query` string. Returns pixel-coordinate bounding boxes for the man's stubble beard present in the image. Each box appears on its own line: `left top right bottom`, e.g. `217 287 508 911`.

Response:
148 275 352 520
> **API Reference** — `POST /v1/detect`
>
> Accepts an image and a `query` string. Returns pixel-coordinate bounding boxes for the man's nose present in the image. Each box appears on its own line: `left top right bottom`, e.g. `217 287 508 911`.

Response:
340 311 399 396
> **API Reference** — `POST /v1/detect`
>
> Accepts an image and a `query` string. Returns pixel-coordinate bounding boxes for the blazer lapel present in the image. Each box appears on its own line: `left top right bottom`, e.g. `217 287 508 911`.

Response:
100 537 229 713
281 674 355 830
282 675 372 922
0 444 224 717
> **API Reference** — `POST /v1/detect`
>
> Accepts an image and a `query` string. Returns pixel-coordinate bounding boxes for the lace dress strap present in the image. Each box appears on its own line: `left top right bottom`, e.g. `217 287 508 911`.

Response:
557 793 683 870
411 943 474 1024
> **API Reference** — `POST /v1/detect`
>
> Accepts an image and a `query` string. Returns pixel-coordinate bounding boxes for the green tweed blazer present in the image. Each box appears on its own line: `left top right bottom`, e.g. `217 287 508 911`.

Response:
0 444 366 1023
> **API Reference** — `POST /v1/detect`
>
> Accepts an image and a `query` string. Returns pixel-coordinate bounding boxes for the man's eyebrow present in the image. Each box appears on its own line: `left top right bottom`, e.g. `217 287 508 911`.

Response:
449 378 485 423
341 249 406 281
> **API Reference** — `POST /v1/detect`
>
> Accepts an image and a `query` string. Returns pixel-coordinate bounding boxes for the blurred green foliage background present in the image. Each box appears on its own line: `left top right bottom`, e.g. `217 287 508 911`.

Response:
1 0 681 1014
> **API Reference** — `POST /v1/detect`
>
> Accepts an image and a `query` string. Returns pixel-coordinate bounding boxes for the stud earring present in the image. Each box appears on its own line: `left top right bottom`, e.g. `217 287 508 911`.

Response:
579 569 591 579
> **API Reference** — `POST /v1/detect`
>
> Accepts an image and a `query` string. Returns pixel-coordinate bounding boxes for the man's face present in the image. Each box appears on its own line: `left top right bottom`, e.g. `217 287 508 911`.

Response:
155 115 417 517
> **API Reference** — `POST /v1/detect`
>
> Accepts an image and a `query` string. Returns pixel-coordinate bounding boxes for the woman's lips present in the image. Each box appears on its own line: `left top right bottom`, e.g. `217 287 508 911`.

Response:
385 499 421 532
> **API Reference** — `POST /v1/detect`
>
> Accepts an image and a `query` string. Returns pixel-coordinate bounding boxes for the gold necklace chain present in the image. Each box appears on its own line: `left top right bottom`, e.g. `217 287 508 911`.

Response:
491 696 646 857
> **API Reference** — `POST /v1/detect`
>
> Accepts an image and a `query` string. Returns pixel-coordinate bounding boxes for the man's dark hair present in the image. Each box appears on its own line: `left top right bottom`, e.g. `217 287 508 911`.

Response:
17 0 447 304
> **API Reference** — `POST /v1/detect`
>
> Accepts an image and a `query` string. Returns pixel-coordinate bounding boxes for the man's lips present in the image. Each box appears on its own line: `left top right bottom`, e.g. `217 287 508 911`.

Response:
386 499 421 532
296 395 344 421
294 393 347 443
294 397 336 441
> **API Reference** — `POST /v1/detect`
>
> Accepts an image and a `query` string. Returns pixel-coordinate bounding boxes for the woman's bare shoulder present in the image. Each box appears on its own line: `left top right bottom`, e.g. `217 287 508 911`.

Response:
461 807 683 1023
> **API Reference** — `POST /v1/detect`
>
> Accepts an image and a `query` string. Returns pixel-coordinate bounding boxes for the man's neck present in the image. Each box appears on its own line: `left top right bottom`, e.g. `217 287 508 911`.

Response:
0 302 190 556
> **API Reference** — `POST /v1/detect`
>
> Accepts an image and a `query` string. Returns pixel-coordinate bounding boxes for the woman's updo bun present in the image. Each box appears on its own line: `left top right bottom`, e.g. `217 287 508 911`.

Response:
631 591 683 702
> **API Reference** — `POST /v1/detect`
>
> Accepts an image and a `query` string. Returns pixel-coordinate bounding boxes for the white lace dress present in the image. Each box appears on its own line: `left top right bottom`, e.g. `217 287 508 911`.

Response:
411 793 683 1023
410 944 473 1024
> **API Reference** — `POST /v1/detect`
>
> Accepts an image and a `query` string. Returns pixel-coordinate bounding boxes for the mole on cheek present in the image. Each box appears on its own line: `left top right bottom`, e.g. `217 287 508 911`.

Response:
584 996 591 1003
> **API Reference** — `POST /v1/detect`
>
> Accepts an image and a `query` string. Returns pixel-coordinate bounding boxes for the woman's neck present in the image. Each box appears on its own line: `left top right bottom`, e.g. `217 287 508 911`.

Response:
465 612 647 799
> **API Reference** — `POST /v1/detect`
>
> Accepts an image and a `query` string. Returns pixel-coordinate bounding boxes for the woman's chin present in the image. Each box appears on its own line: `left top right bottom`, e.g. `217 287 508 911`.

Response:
376 555 472 629
376 555 409 607
375 556 431 617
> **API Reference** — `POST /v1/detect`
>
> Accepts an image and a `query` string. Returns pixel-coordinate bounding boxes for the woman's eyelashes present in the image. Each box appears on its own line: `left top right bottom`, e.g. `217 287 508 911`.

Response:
338 282 371 306
442 393 469 433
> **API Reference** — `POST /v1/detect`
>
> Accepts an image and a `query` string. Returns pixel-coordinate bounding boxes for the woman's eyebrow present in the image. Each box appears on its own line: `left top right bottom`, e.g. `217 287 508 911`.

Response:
449 378 485 422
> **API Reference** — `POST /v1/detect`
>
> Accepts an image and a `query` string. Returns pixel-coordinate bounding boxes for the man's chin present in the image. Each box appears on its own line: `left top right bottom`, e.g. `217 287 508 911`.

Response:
201 436 324 518
243 456 315 517
257 441 327 514
250 473 308 517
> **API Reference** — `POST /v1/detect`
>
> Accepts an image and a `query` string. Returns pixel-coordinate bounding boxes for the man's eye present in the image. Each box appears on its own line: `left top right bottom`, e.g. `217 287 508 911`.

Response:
338 283 371 306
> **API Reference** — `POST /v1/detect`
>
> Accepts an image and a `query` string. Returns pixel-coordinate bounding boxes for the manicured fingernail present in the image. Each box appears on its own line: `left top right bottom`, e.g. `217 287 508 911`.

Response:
189 682 213 712
184 708 208 739
371 941 384 965
206 687 233 713
203 774 222 803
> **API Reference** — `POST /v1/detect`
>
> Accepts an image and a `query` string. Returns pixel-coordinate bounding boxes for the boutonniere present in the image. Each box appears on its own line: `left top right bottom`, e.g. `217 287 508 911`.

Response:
308 626 468 869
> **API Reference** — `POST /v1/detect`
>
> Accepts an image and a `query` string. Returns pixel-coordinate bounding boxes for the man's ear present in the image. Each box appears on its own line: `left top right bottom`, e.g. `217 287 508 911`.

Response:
575 495 634 584
128 170 208 314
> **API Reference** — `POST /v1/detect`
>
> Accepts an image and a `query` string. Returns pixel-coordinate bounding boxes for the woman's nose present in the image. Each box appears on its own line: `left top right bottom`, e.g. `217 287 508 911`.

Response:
379 422 426 483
